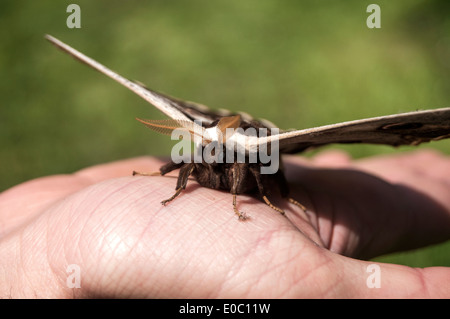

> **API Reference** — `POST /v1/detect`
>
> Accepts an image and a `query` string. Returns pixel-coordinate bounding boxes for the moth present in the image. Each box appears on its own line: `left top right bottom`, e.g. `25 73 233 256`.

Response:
46 35 450 220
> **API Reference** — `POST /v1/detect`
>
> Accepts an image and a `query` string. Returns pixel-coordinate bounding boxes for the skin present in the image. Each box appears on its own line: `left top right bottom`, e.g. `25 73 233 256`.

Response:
0 149 449 298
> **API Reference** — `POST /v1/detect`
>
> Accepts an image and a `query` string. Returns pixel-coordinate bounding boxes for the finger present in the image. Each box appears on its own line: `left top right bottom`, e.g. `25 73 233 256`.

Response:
310 149 353 168
281 153 450 258
355 149 449 182
333 257 450 298
0 174 91 236
355 150 450 211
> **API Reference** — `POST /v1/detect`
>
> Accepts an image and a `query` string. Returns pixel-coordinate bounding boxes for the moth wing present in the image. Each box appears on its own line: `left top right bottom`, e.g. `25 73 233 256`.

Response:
165 99 282 129
45 35 208 128
47 36 450 154
162 98 228 124
45 35 282 131
259 108 450 153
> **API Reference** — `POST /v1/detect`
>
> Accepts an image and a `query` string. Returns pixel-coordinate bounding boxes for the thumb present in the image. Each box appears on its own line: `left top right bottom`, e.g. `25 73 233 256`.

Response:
334 256 450 298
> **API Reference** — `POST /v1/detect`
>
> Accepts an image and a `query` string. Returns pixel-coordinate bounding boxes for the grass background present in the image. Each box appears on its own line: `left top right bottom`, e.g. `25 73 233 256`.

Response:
1 0 449 267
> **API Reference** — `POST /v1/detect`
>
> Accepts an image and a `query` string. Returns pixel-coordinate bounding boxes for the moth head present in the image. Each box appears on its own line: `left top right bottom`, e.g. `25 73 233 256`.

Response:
136 114 241 146
206 115 241 144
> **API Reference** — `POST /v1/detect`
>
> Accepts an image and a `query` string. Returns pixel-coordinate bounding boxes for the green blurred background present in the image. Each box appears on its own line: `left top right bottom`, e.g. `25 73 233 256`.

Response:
1 0 449 267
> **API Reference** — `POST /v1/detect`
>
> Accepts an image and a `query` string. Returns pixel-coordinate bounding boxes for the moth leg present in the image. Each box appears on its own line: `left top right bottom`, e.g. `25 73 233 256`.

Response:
132 160 185 177
288 197 307 212
160 161 185 176
262 195 285 215
161 187 183 206
231 164 249 220
248 166 285 216
233 194 249 221
273 169 308 213
161 163 195 206
132 171 161 176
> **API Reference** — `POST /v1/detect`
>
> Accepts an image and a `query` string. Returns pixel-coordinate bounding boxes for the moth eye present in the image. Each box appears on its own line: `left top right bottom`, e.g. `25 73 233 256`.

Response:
379 122 423 130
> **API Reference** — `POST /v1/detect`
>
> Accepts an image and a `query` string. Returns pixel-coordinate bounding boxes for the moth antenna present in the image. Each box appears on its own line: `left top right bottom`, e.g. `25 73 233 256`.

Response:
136 118 211 143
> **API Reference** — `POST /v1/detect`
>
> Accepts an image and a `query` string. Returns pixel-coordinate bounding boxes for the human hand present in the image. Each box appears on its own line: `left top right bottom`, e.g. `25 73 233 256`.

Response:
0 150 449 298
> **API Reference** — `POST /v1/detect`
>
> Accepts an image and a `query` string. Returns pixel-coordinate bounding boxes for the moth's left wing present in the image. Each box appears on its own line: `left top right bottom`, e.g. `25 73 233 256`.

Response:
45 35 213 128
46 35 282 130
258 108 450 153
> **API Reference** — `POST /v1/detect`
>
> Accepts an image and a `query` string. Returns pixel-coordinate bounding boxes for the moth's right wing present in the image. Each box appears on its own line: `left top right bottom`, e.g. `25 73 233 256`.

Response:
262 108 450 153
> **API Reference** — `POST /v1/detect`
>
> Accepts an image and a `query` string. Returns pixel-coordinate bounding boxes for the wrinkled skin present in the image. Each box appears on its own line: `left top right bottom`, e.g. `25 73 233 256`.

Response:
0 150 449 298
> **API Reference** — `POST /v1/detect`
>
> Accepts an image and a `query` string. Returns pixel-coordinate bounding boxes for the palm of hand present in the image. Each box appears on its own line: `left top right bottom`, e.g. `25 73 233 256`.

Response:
0 150 449 298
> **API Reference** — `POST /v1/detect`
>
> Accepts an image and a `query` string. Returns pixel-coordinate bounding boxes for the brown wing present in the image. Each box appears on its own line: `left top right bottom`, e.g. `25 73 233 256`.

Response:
46 35 282 129
45 35 206 127
46 35 450 154
270 108 450 153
